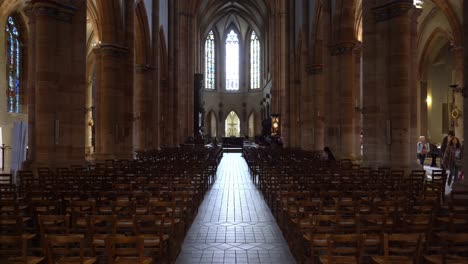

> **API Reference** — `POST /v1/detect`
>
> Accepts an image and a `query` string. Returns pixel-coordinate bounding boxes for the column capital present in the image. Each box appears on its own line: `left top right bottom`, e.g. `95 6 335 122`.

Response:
329 42 356 56
25 0 77 22
372 0 413 22
93 43 128 57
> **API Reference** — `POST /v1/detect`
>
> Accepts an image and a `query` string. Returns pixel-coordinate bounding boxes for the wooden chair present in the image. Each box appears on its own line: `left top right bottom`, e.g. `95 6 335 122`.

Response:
88 215 117 256
0 234 44 264
45 234 96 264
0 215 29 235
132 215 170 262
424 233 468 264
370 233 423 264
105 235 152 264
303 215 337 264
319 234 364 264
67 201 96 234
0 173 13 185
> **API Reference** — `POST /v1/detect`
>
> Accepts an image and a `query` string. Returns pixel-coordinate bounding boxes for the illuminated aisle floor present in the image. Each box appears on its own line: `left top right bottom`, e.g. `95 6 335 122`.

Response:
176 153 295 264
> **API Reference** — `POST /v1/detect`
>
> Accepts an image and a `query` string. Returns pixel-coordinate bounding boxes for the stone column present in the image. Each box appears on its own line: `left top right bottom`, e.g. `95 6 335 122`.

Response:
26 0 86 167
362 0 382 168
308 64 324 151
363 1 420 170
278 0 290 146
134 64 151 151
151 0 160 149
25 7 36 164
353 43 363 159
330 42 356 158
299 0 313 150
93 44 129 159
458 0 468 188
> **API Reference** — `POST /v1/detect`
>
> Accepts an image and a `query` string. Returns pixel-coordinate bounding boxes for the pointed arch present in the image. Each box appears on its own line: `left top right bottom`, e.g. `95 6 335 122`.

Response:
225 110 240 137
5 13 26 113
250 30 260 89
419 27 454 80
204 29 216 89
135 0 151 65
224 26 240 91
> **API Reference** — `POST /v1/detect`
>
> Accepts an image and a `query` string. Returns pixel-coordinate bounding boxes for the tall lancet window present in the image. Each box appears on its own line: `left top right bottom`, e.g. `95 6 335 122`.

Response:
250 31 260 89
5 16 21 113
205 30 215 89
225 30 239 90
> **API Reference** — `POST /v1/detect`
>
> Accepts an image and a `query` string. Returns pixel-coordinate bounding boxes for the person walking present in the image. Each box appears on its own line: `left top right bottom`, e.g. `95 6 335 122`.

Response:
417 136 430 168
443 136 463 186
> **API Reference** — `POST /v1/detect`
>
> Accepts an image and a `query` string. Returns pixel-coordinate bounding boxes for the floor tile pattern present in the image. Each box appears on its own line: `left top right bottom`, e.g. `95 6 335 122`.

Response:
176 154 295 264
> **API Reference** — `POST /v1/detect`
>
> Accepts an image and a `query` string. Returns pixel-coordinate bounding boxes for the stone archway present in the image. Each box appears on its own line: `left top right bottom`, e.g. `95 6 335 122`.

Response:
419 28 456 143
225 111 240 137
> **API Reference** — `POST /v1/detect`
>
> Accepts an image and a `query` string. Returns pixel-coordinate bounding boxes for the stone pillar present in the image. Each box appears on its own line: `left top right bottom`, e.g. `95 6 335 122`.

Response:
328 0 358 159
308 64 324 151
278 0 290 146
94 0 134 159
363 0 420 170
299 0 313 150
134 64 151 151
151 0 161 149
25 7 36 163
167 0 176 145
26 0 86 167
322 0 334 152
353 43 363 159
330 42 356 158
362 0 381 167
93 44 129 159
458 0 468 188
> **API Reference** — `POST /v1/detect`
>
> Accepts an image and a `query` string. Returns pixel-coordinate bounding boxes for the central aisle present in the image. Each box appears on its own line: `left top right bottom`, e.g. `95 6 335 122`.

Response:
176 153 295 264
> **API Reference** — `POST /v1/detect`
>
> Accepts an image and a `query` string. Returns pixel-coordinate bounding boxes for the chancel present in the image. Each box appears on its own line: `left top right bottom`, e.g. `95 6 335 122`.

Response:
0 0 468 263
225 111 240 137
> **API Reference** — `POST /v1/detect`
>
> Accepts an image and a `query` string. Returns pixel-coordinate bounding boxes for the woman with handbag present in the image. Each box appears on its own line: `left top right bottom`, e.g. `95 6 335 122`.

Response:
443 136 463 186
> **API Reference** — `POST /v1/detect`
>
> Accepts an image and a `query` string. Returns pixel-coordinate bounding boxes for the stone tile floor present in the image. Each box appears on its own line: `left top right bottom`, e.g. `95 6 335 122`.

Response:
176 154 295 264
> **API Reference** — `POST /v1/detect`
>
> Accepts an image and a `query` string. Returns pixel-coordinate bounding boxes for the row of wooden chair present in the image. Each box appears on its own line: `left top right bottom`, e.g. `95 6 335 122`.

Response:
244 147 468 263
0 146 222 263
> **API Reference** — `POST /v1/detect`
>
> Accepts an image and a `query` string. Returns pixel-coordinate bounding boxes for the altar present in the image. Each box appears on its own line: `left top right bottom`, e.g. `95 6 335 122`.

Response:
222 137 244 153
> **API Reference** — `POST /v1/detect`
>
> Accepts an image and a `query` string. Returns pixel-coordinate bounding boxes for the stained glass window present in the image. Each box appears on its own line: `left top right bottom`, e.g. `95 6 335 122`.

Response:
5 16 21 113
225 30 239 91
205 30 215 89
250 31 260 89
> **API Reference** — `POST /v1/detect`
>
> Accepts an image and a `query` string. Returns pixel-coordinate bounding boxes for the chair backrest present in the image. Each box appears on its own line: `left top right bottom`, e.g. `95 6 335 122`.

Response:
38 214 70 237
45 234 87 264
88 215 117 236
0 234 38 262
0 173 12 185
133 214 165 236
105 235 146 264
326 234 364 263
383 233 423 261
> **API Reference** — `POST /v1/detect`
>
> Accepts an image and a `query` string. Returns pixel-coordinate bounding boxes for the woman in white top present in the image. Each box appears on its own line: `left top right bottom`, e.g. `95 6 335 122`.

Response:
417 136 430 168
